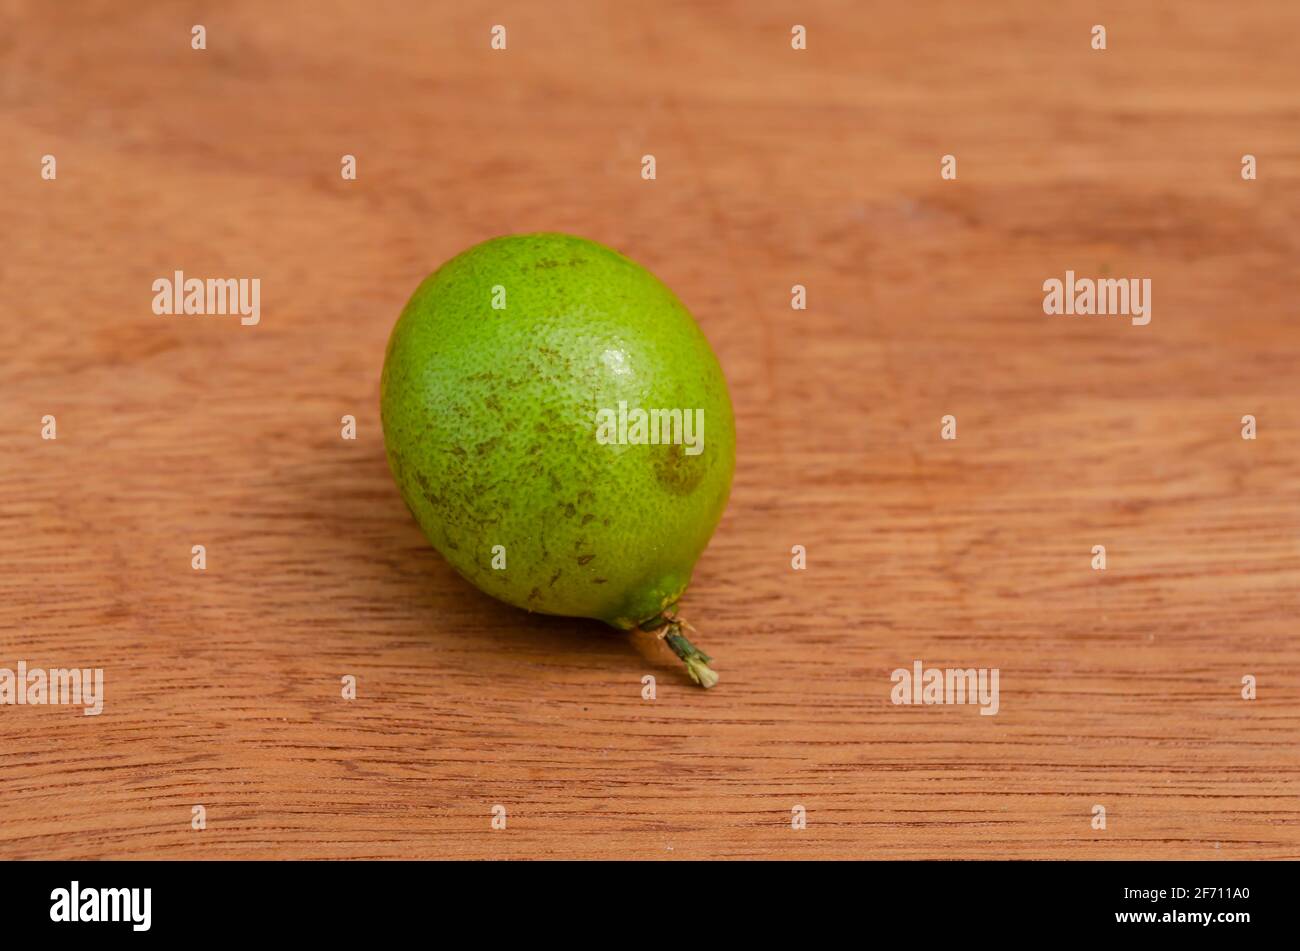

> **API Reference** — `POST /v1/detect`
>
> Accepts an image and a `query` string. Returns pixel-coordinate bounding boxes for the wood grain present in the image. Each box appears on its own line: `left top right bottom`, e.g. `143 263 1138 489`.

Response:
1 0 1298 859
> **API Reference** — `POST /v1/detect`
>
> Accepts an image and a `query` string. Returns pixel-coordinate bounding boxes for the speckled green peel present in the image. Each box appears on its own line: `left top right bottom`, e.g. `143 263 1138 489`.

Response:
381 233 736 686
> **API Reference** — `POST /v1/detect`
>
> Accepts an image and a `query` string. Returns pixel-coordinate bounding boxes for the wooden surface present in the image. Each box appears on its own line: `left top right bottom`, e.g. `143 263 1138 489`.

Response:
2 1 1298 860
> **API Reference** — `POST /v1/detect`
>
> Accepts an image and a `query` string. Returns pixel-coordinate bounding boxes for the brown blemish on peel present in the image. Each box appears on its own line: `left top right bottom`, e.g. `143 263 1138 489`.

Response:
654 444 706 495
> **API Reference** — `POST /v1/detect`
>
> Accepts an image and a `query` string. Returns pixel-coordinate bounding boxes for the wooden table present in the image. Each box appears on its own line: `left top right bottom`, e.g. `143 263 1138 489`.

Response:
2 1 1297 860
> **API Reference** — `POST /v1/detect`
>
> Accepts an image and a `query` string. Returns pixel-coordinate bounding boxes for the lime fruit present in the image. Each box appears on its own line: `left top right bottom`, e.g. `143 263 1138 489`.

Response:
381 233 735 686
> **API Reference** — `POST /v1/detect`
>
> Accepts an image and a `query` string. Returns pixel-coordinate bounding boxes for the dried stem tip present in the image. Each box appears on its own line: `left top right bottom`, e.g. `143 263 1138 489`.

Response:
642 613 719 688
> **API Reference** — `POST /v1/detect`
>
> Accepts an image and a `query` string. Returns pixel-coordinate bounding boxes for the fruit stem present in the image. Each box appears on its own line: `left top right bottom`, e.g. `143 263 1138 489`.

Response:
642 612 719 688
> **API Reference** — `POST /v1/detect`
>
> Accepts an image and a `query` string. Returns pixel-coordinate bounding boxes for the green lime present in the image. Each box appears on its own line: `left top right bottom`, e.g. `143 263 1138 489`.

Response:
381 234 735 686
